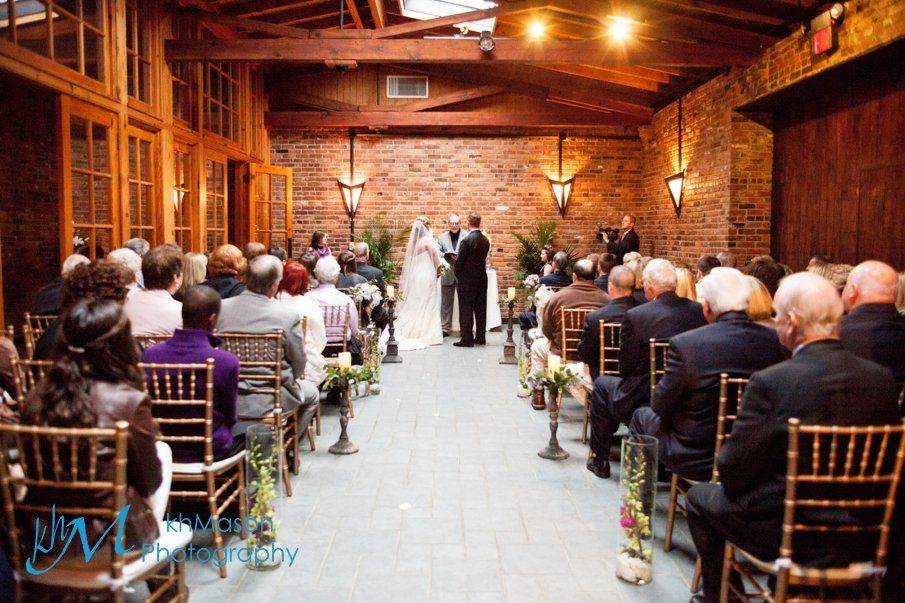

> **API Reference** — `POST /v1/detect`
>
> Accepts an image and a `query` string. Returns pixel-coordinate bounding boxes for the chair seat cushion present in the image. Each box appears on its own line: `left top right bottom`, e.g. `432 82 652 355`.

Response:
172 450 246 474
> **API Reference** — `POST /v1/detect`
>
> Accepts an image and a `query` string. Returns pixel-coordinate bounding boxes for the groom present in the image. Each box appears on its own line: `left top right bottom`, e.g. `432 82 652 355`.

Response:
453 212 490 347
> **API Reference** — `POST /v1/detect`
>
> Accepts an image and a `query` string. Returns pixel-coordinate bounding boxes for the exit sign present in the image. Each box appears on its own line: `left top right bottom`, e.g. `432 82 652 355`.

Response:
810 12 837 56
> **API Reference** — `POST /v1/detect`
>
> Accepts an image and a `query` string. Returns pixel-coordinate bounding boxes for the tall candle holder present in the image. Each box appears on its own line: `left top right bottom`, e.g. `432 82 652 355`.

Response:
500 299 517 364
383 296 402 364
537 364 576 461
321 365 374 455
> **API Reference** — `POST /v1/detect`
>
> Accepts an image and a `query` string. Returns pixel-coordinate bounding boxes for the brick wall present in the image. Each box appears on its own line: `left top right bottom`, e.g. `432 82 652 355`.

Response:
270 130 643 289
0 80 59 327
637 0 904 268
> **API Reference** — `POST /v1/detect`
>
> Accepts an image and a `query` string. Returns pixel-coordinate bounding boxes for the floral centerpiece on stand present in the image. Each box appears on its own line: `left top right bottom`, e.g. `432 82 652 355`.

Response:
348 282 382 307
246 425 281 570
616 434 658 585
321 364 377 393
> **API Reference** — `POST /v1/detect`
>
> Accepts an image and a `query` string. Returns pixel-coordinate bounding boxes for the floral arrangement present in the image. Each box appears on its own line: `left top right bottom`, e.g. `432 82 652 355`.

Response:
348 282 382 306
320 364 377 392
616 441 655 584
527 284 554 308
438 259 451 277
523 274 540 291
527 363 579 393
516 339 532 397
246 432 280 569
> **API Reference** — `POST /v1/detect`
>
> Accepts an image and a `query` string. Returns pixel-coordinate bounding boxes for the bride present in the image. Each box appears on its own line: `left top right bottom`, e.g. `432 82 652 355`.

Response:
394 216 443 350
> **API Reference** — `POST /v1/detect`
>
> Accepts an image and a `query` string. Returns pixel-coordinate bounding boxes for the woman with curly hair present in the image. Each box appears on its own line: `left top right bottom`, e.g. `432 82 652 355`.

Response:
202 244 247 299
22 299 168 547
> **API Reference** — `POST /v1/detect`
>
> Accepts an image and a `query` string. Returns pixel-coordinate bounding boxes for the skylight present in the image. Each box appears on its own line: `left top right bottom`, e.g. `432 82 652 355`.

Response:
398 0 497 34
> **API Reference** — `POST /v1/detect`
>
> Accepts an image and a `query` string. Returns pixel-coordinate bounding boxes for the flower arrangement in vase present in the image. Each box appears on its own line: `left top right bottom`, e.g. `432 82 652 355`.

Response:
616 434 658 584
246 427 281 570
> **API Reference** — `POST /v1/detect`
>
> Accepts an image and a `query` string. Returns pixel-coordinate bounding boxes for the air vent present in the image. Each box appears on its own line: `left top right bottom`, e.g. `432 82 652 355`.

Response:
387 75 429 99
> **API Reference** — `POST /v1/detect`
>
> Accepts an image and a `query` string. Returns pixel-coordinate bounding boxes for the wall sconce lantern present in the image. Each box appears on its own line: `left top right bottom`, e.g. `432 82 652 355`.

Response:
547 132 575 218
337 129 366 242
664 97 684 217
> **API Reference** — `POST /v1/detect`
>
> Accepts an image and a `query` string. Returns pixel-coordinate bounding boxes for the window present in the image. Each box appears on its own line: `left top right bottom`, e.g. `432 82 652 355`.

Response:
204 156 226 251
203 61 242 142
170 16 194 124
125 0 151 103
251 166 292 250
64 102 117 259
0 0 107 82
173 145 194 251
127 129 156 243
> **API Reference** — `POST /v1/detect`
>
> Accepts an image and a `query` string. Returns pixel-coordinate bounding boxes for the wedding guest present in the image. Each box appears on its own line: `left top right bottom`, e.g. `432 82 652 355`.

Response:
0 329 20 419
595 253 616 292
276 262 327 389
806 254 833 279
897 272 905 316
34 261 130 360
308 256 359 352
23 299 170 545
540 251 571 288
217 255 319 429
175 252 207 302
623 252 647 305
744 275 774 327
840 260 905 381
123 237 151 258
829 263 853 293
337 250 367 289
695 255 721 281
629 268 787 481
745 256 785 296
202 244 247 299
530 259 608 376
268 246 287 263
244 242 266 262
123 245 183 336
716 251 737 268
353 242 386 292
587 254 600 275
685 272 899 603
107 247 143 294
540 245 555 277
30 253 90 315
587 259 706 478
299 251 319 290
675 267 697 301
577 266 638 380
142 285 242 461
310 231 332 259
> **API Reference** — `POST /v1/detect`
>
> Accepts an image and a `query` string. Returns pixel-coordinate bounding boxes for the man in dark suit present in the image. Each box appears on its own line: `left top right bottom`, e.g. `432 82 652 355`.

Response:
30 254 89 315
629 268 788 481
605 214 640 265
685 272 900 603
587 259 706 478
453 212 490 347
577 265 638 380
840 260 905 381
540 251 572 288
594 253 616 292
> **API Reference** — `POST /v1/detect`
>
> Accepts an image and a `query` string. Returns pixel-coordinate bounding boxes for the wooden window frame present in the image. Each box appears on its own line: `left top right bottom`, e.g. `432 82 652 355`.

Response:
201 149 228 253
125 126 159 245
202 61 243 145
249 164 293 255
124 0 155 107
173 140 198 252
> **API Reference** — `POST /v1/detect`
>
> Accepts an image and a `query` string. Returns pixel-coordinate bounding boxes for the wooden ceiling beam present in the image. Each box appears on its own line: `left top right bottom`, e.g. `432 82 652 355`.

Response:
346 0 365 29
531 64 665 92
164 37 758 66
652 0 808 23
265 109 646 128
368 0 385 28
172 8 312 39
276 91 361 111
376 86 506 111
371 0 546 39
227 0 329 19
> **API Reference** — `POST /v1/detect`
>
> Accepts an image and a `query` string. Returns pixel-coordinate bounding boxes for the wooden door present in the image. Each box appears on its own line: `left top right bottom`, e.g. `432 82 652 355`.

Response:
202 150 228 252
58 97 119 261
249 165 293 256
857 162 905 268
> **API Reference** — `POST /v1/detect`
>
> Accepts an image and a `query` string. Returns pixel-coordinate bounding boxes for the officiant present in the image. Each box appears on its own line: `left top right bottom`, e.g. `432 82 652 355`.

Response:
438 213 462 336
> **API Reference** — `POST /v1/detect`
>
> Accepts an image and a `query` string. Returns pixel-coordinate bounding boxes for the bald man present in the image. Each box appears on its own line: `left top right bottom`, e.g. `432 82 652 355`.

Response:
840 260 905 381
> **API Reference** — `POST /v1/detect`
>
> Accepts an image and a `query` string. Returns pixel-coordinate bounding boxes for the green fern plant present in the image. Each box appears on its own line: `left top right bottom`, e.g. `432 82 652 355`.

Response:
359 217 410 283
510 220 559 282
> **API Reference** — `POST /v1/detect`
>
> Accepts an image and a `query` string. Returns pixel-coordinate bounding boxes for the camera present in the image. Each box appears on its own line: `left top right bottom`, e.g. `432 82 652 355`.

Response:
595 224 620 241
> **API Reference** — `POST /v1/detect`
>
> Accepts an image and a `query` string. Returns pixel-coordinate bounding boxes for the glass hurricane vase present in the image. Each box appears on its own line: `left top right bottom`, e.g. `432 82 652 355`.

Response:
616 434 658 585
245 422 283 570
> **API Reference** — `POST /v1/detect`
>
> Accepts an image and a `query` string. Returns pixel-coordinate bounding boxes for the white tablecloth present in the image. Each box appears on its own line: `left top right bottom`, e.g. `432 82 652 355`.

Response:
451 269 502 333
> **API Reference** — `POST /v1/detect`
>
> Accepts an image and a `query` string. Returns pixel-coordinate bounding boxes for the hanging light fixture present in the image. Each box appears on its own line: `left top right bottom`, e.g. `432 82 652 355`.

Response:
337 129 366 242
664 97 684 217
479 31 495 52
547 132 574 218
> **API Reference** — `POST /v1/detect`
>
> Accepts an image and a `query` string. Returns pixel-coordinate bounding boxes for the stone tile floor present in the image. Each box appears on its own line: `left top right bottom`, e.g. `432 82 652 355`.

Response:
185 332 697 602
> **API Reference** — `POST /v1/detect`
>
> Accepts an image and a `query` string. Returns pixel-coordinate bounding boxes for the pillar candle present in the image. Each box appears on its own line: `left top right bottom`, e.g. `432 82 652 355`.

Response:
547 354 562 372
338 352 352 368
387 285 395 299
507 286 516 301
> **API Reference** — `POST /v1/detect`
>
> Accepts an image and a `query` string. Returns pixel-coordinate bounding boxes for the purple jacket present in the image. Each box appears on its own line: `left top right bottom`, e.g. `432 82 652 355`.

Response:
141 329 240 461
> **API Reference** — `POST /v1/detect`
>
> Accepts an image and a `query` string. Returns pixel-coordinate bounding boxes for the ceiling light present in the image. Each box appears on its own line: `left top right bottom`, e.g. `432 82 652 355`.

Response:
528 20 545 39
608 15 633 42
479 30 495 52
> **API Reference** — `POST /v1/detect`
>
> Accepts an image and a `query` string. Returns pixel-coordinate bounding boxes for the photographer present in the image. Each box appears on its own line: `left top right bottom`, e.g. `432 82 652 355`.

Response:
601 214 640 264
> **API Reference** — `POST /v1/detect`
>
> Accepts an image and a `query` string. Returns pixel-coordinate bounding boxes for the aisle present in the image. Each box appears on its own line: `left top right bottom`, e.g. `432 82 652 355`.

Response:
187 333 696 602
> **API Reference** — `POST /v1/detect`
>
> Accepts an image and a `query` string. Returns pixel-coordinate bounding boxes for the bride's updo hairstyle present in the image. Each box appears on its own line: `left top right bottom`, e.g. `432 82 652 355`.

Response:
415 215 431 230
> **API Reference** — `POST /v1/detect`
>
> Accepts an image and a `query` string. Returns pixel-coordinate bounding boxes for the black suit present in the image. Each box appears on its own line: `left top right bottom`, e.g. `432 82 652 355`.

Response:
454 230 490 345
629 312 788 480
30 276 63 315
686 340 899 601
593 274 608 292
607 228 640 264
840 303 905 382
540 270 571 289
577 295 638 380
588 291 706 463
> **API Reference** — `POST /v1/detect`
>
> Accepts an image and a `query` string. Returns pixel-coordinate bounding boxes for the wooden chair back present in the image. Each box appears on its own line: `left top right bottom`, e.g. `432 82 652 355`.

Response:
897 382 905 412
142 360 215 464
22 313 57 359
648 339 670 397
559 307 595 363
321 304 352 355
134 334 170 353
598 321 621 377
217 331 283 413
711 374 750 482
781 418 905 568
9 358 53 405
0 421 130 579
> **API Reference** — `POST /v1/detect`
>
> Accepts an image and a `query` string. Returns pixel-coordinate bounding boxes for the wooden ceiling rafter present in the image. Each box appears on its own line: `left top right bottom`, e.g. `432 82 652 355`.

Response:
264 109 645 128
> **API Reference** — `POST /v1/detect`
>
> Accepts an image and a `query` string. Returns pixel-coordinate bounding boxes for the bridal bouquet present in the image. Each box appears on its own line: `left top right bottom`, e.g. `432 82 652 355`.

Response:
438 259 451 277
348 282 382 306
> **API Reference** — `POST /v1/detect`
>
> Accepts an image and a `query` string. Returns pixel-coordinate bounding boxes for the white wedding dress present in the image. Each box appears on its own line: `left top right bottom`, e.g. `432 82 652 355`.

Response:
393 220 443 350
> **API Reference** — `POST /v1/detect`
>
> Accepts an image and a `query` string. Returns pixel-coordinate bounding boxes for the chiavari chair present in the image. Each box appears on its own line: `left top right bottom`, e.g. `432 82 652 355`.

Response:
720 418 905 602
559 307 596 444
598 321 622 378
321 304 352 358
22 313 56 359
134 333 170 353
142 360 246 579
0 421 190 601
648 339 670 398
9 358 52 406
